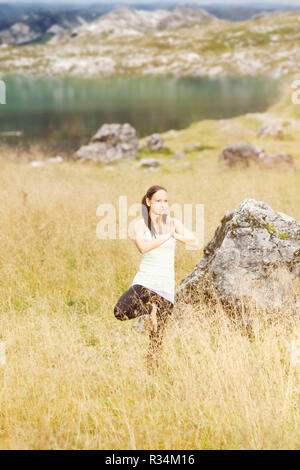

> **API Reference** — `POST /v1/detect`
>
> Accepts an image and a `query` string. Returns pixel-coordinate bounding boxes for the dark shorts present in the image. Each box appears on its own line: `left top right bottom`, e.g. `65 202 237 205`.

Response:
114 284 174 321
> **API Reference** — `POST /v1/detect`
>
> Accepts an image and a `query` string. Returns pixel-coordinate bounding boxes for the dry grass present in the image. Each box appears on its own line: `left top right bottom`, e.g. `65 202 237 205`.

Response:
0 141 299 449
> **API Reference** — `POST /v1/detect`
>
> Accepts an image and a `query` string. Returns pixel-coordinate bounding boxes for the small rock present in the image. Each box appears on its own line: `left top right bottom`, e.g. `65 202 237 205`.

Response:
258 151 296 169
184 142 203 152
219 141 261 167
218 141 295 169
47 156 63 163
30 160 44 168
167 130 177 137
257 124 284 139
172 151 186 160
139 158 160 168
146 133 165 151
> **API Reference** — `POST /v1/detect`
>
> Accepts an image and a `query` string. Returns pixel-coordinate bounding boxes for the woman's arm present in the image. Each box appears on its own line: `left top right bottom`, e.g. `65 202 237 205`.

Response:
134 219 173 254
173 217 199 248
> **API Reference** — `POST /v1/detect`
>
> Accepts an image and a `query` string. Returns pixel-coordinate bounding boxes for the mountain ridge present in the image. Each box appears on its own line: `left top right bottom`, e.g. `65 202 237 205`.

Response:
1 2 300 45
0 7 299 82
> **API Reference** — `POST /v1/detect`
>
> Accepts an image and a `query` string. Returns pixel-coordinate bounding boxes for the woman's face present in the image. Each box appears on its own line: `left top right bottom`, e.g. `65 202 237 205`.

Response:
147 190 168 216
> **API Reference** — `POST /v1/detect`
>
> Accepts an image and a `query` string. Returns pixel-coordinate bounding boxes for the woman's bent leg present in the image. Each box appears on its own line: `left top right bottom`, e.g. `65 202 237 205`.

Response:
113 284 153 321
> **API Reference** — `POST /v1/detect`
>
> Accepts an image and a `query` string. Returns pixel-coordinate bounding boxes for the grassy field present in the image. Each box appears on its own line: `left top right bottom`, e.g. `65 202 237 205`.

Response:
0 96 300 449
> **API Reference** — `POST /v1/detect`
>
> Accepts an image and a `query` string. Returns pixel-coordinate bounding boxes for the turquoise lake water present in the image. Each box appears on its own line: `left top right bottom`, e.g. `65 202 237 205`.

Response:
0 74 282 151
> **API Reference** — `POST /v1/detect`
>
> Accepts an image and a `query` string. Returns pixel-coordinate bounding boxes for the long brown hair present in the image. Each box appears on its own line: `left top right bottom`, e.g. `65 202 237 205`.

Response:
141 185 168 238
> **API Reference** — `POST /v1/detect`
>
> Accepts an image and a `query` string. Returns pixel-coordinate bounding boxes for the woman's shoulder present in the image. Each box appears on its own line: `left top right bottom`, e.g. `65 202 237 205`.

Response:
134 218 147 232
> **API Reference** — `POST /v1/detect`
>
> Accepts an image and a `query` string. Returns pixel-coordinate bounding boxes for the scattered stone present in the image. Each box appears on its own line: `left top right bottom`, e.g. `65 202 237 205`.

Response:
218 141 263 167
139 158 160 168
30 160 44 168
176 198 300 316
74 123 139 164
145 133 166 151
219 141 295 169
184 142 203 152
172 151 186 160
257 151 296 169
47 155 63 163
257 123 284 139
167 130 178 138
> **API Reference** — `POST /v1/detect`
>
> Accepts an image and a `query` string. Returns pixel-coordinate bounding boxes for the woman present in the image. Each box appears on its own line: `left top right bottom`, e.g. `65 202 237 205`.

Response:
114 185 199 370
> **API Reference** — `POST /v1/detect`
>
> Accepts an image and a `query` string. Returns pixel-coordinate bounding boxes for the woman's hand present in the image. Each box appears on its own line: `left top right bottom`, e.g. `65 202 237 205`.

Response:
165 217 176 238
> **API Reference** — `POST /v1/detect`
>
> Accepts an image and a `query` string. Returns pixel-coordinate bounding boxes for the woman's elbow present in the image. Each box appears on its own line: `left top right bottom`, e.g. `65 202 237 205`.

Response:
135 239 145 254
137 244 146 254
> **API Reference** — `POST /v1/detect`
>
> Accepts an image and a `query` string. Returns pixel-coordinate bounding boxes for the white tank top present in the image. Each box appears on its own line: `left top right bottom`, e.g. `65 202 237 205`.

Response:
132 223 176 296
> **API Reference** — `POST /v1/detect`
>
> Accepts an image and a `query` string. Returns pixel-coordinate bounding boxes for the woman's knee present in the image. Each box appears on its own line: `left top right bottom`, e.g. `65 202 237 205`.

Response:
113 302 129 321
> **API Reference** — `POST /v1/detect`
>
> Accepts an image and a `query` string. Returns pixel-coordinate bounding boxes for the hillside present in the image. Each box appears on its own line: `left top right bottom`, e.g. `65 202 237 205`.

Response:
0 7 299 81
0 4 104 45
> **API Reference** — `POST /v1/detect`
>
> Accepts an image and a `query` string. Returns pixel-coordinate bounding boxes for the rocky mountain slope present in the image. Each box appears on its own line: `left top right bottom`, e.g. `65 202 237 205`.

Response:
0 14 90 46
0 7 299 81
47 6 214 41
1 1 300 46
0 4 104 45
0 1 212 45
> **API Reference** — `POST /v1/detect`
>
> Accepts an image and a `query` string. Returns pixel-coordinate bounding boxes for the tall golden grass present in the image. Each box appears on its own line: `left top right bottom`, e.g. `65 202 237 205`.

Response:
0 144 299 449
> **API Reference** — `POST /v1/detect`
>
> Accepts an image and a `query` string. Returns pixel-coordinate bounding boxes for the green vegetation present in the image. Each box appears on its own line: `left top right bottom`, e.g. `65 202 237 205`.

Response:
278 232 289 240
265 224 277 233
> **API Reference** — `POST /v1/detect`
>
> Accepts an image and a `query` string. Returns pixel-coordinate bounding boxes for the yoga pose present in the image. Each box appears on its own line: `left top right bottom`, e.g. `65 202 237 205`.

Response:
114 185 199 370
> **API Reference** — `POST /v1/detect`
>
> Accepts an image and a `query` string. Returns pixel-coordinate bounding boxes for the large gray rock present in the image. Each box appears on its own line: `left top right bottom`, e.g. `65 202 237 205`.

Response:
74 123 139 163
219 141 295 169
219 141 263 167
176 199 300 316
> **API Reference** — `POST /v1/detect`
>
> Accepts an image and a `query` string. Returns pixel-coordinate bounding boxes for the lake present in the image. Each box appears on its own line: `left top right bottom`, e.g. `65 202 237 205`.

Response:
0 74 282 152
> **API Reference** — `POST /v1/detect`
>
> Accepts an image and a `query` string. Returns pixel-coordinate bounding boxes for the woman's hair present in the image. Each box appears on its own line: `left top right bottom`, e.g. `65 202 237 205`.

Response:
141 185 167 238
